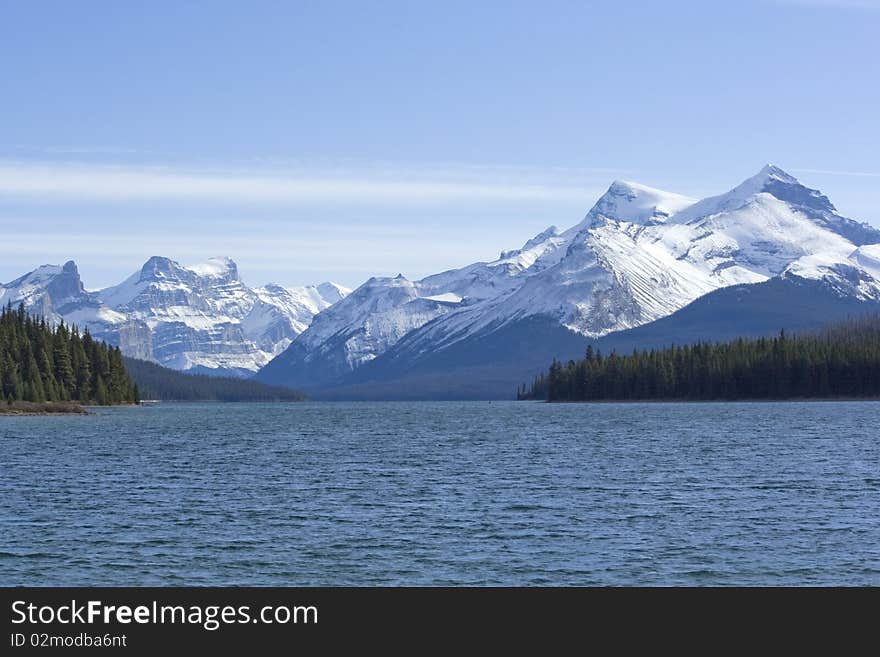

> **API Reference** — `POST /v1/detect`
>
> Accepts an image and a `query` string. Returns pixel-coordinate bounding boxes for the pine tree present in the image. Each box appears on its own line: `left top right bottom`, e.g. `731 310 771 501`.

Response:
521 318 880 402
0 304 138 405
94 376 109 405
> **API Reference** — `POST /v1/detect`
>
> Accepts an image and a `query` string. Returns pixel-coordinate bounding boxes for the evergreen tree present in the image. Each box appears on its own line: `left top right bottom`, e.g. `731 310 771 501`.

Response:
519 317 880 402
0 303 138 405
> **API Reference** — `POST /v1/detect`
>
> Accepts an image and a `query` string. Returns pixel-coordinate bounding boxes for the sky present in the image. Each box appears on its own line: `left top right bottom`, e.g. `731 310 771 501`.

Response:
1 0 879 290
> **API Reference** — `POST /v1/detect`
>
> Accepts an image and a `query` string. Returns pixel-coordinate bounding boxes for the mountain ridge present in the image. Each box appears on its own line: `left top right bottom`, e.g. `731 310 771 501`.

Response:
256 165 880 394
4 165 880 396
0 256 351 376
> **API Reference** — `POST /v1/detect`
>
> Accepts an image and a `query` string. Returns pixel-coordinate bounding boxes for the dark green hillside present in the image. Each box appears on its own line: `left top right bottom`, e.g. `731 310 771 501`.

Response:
521 316 880 402
123 357 305 401
0 303 138 405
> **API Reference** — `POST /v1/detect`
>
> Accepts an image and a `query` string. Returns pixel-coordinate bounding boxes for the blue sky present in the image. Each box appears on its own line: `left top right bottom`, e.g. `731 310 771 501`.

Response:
1 0 878 289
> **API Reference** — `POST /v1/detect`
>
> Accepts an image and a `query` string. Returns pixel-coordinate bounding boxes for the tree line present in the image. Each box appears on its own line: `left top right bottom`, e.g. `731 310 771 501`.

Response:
0 302 138 405
518 316 880 402
123 356 305 402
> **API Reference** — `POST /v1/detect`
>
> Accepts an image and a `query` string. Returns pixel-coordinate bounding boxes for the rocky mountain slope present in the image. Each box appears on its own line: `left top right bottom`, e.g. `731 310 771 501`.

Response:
256 165 880 393
6 165 878 395
0 257 349 376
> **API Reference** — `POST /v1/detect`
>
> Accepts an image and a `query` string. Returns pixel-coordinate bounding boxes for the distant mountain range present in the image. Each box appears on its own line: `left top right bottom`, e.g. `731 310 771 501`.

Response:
0 256 349 377
5 165 880 398
256 165 880 397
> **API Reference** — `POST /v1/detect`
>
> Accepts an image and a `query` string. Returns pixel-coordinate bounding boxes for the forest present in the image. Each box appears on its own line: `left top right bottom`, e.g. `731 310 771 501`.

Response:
519 316 880 402
0 303 138 405
122 357 304 402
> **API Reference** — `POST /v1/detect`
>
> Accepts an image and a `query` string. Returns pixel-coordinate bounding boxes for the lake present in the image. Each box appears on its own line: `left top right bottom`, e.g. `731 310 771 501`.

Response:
2 401 878 585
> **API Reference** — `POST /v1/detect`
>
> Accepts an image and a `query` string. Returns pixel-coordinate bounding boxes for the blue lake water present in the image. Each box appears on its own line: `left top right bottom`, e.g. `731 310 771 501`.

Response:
1 401 879 585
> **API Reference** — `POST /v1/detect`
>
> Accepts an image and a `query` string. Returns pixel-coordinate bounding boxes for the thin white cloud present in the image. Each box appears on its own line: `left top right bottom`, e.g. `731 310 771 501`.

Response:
792 168 880 178
41 146 148 155
0 229 506 289
773 0 880 8
0 161 599 204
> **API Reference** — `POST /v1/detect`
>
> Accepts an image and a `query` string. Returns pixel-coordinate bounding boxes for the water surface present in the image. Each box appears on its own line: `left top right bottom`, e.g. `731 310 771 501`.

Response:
2 401 878 585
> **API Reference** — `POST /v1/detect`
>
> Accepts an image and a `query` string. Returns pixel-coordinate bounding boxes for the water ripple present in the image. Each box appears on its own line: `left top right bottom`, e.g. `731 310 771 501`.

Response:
1 400 879 585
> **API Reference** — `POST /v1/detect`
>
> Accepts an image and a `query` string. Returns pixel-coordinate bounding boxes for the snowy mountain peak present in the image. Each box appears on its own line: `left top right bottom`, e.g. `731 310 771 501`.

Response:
522 225 560 248
0 259 125 337
316 281 351 304
588 180 696 225
3 256 350 376
137 255 241 284
674 165 816 224
3 260 87 308
10 264 62 286
721 164 800 199
671 165 880 245
139 256 188 281
755 165 837 215
737 164 827 206
257 166 880 392
756 163 799 185
188 256 240 281
499 226 561 260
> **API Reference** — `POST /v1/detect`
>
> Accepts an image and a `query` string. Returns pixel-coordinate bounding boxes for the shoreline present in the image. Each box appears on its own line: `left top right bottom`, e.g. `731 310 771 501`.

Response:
0 401 142 416
0 401 88 416
538 396 880 404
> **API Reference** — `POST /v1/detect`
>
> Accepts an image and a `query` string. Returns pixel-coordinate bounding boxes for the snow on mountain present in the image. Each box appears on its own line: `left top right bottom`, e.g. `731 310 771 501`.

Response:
0 261 128 329
187 256 239 279
851 244 880 274
245 281 352 357
315 281 349 305
256 225 569 386
92 256 350 374
783 244 880 302
408 166 880 346
257 165 880 389
7 165 879 390
269 274 456 378
585 180 695 225
2 257 349 376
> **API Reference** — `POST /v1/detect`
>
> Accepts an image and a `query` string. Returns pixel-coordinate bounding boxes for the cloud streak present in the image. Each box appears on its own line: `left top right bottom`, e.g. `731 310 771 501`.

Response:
0 229 509 288
772 0 880 8
792 168 880 178
0 161 599 204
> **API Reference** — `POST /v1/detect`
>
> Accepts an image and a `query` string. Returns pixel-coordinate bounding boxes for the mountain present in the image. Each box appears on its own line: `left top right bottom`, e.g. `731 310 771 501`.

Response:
0 261 141 353
256 222 569 388
256 165 880 396
1 257 350 377
6 165 879 397
0 260 126 328
315 276 880 400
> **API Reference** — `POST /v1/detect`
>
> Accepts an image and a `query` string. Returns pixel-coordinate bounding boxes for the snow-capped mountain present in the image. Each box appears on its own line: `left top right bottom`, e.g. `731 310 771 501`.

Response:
256 222 570 386
0 260 129 332
1 256 350 376
6 165 879 395
256 165 880 391
417 165 880 345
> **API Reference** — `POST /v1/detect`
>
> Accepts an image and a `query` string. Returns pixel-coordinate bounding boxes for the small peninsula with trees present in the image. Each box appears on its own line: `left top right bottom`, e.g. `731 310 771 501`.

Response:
519 316 880 402
0 303 138 413
0 303 306 413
